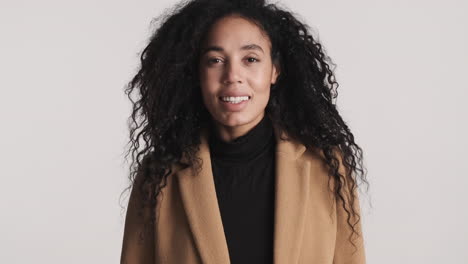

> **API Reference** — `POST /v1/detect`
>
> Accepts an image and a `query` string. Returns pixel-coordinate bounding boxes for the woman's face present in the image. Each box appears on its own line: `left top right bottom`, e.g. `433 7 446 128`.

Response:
198 15 280 141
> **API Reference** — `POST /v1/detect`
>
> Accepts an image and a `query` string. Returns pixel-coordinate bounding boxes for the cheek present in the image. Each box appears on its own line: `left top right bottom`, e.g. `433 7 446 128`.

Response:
199 83 220 112
250 84 271 110
200 86 216 108
250 70 272 95
199 73 216 98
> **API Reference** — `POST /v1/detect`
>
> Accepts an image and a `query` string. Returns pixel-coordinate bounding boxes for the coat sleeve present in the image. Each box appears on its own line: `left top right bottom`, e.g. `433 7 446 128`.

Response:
332 151 367 264
120 175 155 264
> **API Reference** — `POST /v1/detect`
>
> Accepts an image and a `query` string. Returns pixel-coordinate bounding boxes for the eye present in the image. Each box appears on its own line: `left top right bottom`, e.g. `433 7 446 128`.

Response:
207 58 222 65
246 57 259 63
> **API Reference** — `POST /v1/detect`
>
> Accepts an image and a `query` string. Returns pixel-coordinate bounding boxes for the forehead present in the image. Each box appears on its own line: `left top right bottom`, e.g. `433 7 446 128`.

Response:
201 15 271 53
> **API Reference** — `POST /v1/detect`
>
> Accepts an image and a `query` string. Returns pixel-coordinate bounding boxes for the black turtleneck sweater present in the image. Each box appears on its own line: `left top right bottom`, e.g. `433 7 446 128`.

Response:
208 115 276 264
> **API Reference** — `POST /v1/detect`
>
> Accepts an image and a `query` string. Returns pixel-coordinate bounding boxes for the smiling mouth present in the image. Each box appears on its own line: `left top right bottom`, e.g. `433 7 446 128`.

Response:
219 96 251 104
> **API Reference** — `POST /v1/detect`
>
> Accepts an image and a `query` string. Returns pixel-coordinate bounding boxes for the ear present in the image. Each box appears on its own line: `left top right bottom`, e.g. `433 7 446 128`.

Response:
271 60 281 84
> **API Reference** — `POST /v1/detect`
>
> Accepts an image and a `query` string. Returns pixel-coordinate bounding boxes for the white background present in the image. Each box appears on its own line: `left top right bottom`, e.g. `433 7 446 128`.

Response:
1 0 467 263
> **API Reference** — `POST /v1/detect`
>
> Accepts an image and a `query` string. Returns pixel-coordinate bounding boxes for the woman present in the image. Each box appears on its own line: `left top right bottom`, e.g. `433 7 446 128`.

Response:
120 0 368 263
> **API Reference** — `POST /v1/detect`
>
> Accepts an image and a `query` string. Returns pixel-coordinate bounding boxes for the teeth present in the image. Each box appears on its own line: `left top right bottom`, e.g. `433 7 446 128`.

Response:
220 96 250 103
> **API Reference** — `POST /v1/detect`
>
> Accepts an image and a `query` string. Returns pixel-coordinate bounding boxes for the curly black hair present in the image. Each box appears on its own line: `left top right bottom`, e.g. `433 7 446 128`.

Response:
122 0 369 251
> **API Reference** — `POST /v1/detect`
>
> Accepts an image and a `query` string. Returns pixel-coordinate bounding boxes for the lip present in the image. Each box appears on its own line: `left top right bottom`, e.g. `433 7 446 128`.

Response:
218 93 251 98
218 96 250 112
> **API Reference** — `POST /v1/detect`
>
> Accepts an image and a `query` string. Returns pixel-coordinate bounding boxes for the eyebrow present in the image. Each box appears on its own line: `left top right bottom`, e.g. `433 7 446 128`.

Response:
201 44 264 55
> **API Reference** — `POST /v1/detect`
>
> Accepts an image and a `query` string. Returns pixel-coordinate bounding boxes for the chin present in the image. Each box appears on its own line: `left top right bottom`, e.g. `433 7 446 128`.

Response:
213 114 246 127
217 113 262 128
218 118 247 128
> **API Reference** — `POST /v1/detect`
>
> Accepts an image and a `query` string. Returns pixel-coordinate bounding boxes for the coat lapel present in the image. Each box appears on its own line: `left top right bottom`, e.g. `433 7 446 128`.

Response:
176 124 310 264
176 126 230 264
273 127 311 264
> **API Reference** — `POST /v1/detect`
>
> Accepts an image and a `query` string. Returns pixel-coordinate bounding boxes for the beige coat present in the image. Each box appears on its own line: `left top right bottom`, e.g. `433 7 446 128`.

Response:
121 125 366 264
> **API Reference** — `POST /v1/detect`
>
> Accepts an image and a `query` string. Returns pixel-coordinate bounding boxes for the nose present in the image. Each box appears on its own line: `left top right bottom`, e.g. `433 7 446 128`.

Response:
223 60 242 84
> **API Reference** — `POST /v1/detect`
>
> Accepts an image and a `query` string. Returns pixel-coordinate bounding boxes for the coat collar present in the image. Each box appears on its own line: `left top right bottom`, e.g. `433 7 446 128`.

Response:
176 124 311 264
